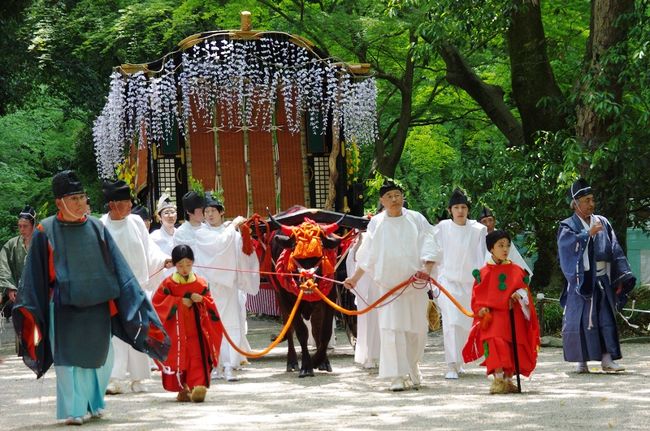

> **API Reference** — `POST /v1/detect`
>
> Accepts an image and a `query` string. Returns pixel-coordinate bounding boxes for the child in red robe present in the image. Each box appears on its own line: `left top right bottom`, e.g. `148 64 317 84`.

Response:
152 244 224 402
462 230 540 394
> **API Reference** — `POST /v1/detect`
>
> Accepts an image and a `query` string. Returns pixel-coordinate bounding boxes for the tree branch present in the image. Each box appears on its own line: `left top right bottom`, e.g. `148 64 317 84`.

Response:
439 43 525 147
410 108 484 127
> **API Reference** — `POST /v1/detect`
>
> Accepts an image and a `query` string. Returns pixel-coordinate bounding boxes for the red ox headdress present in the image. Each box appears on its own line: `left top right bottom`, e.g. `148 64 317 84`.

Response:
269 213 344 282
280 218 339 275
281 218 338 261
267 211 349 301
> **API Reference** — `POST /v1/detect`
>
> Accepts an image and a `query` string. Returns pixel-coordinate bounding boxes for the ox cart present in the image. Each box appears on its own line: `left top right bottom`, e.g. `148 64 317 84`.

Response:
92 12 378 364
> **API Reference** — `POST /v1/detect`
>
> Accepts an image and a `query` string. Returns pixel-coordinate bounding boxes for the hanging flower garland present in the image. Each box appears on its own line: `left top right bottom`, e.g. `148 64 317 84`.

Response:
93 34 378 178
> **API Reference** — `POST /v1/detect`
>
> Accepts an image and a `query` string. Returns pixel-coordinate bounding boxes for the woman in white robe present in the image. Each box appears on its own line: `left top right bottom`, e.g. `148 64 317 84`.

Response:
434 188 487 379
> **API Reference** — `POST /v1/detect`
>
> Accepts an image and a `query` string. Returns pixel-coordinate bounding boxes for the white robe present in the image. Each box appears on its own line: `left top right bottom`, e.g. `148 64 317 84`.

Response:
174 221 260 369
100 214 169 382
151 227 176 281
347 232 380 367
433 219 487 366
150 226 175 255
357 209 441 380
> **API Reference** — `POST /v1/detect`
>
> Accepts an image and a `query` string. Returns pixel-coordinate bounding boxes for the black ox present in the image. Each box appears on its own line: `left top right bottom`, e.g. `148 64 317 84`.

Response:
261 207 368 377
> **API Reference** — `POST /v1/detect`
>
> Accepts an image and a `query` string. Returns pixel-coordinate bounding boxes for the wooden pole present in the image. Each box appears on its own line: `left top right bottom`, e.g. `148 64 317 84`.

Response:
240 11 252 31
509 305 522 393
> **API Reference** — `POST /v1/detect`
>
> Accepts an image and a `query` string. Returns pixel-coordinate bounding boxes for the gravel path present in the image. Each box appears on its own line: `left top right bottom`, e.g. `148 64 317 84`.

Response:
1 317 649 430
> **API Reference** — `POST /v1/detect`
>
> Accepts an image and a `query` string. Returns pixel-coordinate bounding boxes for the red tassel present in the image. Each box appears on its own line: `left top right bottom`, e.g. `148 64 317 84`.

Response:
480 312 493 330
240 223 254 255
321 256 334 277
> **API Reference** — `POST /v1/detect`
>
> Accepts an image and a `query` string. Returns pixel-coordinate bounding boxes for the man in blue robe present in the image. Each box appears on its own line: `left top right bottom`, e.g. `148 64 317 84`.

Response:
12 170 170 425
557 178 635 373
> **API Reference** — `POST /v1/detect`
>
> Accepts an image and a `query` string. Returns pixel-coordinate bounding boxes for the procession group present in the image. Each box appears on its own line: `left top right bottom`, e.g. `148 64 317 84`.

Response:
0 171 636 425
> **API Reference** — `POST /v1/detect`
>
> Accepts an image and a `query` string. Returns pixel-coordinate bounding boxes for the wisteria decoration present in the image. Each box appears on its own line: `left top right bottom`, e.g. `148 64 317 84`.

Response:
93 35 377 178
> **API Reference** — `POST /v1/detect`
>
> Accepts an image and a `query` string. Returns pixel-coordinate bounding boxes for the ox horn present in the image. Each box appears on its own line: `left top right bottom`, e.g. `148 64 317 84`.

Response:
267 207 294 236
322 213 346 235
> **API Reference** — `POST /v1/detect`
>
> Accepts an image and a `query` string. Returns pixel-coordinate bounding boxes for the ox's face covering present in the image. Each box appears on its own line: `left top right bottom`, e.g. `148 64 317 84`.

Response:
274 219 341 281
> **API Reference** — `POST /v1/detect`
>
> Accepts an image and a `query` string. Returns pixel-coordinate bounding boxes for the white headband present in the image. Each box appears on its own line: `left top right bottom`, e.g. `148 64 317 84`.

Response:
571 186 591 200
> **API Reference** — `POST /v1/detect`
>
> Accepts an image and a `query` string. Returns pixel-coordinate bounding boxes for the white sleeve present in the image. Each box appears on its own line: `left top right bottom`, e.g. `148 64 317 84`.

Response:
173 222 196 248
515 288 530 320
416 213 441 264
234 233 260 295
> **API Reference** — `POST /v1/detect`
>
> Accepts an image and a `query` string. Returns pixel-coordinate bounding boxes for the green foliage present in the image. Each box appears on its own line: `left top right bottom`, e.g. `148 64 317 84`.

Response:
0 89 84 244
188 176 205 197
396 125 458 221
208 188 225 203
1 0 648 287
539 300 563 336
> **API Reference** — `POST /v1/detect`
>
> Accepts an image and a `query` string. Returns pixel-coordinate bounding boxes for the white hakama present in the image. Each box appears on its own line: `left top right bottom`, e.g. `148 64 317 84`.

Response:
101 214 169 384
434 219 487 368
347 233 380 367
357 209 440 383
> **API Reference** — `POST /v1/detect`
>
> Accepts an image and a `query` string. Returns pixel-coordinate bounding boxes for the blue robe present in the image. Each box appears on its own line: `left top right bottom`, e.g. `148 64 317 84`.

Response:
13 215 170 419
557 213 635 362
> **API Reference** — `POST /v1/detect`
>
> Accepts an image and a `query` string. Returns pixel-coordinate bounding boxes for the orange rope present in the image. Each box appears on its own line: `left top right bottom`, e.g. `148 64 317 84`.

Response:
311 277 415 316
312 275 475 318
220 290 304 358
428 276 474 318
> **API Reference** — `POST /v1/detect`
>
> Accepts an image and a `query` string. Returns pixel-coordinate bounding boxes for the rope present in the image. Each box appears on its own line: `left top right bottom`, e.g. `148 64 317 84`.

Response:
427 277 475 318
192 259 476 319
311 277 416 316
536 294 650 331
191 264 299 279
220 290 304 358
164 251 479 356
310 275 473 318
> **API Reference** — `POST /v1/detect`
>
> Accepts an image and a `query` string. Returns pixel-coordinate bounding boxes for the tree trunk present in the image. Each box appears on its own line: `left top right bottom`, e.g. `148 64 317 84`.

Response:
507 0 567 143
439 3 569 288
575 0 634 249
529 220 556 291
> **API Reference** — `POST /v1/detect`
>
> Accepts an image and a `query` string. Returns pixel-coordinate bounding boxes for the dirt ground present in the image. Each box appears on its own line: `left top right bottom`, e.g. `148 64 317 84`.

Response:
1 316 649 430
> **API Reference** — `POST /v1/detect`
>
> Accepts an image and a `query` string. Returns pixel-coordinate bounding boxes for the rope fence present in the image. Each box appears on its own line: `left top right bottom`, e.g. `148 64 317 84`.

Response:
535 293 650 334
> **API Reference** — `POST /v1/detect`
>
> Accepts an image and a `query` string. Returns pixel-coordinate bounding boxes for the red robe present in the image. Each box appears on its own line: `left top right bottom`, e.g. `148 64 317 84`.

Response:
462 261 540 377
152 273 223 391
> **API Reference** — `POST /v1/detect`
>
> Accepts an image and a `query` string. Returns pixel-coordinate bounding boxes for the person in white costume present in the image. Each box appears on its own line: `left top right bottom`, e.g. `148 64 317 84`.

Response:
174 191 260 382
100 180 171 394
346 230 380 369
202 192 258 381
150 192 177 255
173 191 206 253
344 180 440 391
131 205 152 231
434 188 487 379
478 206 533 277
